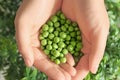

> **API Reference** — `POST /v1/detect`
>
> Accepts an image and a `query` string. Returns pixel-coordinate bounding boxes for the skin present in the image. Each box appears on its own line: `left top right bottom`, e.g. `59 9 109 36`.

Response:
15 0 109 80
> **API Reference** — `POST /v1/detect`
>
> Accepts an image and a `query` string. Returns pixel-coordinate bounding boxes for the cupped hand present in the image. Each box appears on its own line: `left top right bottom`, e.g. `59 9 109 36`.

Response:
62 0 110 80
14 0 76 80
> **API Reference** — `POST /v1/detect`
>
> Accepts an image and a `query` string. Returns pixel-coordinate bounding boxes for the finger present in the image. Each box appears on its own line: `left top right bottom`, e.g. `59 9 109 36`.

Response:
59 68 71 80
72 55 89 80
66 53 75 66
15 23 34 67
89 27 109 73
33 48 65 80
60 63 76 76
34 58 65 80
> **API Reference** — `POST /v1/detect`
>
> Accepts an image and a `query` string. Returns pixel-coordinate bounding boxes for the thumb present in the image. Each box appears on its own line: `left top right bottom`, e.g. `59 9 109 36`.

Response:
15 23 34 67
89 27 109 74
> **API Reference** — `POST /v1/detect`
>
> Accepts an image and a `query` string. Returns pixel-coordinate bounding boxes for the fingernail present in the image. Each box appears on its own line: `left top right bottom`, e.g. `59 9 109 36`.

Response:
24 59 32 67
91 66 98 74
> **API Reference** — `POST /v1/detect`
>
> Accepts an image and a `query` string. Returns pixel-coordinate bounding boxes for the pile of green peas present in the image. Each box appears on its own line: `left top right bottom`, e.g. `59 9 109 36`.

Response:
39 11 82 65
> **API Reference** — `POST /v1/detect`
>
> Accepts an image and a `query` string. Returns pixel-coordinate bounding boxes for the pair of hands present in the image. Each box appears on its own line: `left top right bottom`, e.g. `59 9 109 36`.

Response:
14 0 109 80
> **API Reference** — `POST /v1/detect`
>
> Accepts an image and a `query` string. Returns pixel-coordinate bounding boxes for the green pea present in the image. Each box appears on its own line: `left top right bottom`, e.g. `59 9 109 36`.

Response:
58 42 65 48
70 41 76 46
60 38 65 42
51 56 56 61
60 20 65 24
46 45 52 50
51 15 58 23
60 32 67 38
53 50 60 57
66 19 71 24
75 48 80 52
71 38 76 41
54 31 59 36
49 27 54 33
55 59 60 64
66 35 71 41
70 51 75 54
68 26 74 32
65 24 69 28
77 36 81 40
61 26 67 31
48 40 52 44
66 41 70 45
75 27 79 31
74 52 79 56
44 50 50 55
56 27 61 31
76 42 82 49
42 24 49 31
42 31 49 38
72 22 78 27
51 49 56 55
56 11 62 16
60 13 65 19
54 22 60 27
53 43 58 49
58 48 62 52
66 31 70 35
67 45 74 52
47 21 53 26
39 35 44 40
41 39 47 46
62 49 68 55
70 32 76 37
54 37 60 43
60 57 67 63
77 31 81 35
60 53 64 57
48 33 55 39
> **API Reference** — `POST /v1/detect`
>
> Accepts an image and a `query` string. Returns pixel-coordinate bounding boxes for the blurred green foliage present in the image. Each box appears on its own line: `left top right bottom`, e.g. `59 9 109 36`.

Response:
0 0 120 80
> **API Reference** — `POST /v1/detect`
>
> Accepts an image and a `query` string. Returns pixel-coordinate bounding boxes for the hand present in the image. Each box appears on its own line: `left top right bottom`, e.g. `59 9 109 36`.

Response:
14 0 76 80
62 0 110 80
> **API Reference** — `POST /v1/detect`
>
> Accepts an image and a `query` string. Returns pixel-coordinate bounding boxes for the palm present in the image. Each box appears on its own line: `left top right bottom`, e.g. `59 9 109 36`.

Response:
15 0 76 80
62 0 109 80
16 0 61 62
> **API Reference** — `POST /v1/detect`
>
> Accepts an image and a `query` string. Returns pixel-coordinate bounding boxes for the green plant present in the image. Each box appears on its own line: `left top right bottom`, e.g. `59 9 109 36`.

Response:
0 0 120 80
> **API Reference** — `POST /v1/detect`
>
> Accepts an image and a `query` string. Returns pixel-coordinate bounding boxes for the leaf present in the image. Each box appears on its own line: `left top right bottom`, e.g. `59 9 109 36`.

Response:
21 77 29 80
26 67 31 77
